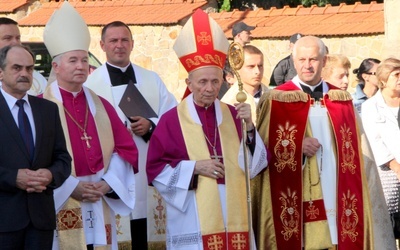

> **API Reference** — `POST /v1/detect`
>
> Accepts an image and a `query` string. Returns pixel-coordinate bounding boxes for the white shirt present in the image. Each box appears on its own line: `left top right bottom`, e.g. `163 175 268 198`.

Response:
1 87 36 144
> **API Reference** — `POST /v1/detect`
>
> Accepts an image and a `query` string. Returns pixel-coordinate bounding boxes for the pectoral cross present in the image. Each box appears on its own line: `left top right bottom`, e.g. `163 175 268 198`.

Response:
211 146 223 162
81 131 92 148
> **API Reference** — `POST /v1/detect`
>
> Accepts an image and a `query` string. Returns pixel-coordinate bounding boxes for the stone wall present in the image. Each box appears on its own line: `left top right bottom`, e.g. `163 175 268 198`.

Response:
19 24 385 100
252 34 385 92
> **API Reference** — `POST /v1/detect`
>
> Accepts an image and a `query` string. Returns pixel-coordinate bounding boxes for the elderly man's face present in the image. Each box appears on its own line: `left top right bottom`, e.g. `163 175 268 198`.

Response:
53 50 89 87
186 66 223 107
293 38 326 86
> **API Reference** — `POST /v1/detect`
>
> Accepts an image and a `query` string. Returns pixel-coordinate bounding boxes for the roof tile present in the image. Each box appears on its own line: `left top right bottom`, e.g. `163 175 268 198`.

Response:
212 2 383 38
19 0 207 26
0 0 28 13
281 5 298 16
18 0 383 39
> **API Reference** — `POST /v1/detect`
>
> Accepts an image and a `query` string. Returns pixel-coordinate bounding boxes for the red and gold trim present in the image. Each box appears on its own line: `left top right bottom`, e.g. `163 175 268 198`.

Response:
324 93 364 248
303 199 327 222
178 9 227 72
268 96 310 249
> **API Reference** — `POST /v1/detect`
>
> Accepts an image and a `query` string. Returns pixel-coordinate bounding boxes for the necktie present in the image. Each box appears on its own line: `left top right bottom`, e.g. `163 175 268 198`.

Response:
300 84 323 101
16 99 34 161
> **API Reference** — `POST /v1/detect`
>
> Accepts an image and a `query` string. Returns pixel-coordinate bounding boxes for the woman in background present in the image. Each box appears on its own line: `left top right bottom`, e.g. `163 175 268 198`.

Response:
353 58 381 113
321 54 351 91
362 57 400 240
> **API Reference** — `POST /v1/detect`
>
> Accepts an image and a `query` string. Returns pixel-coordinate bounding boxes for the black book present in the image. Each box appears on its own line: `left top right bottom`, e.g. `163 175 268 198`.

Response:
118 80 158 121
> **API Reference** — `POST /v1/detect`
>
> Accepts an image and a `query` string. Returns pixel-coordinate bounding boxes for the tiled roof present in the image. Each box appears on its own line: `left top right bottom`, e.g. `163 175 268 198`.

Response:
211 1 384 39
18 0 207 26
18 0 383 39
0 0 28 13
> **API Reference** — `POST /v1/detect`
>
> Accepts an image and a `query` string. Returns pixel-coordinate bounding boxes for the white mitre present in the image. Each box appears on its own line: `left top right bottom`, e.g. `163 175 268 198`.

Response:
43 1 90 57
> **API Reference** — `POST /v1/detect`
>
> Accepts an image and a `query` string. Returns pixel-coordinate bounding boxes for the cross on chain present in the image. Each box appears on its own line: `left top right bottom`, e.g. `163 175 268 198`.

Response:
81 131 92 148
211 147 223 162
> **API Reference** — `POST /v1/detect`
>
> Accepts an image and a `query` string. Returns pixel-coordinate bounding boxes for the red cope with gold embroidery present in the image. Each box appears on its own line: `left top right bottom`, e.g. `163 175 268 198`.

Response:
324 95 364 248
268 98 309 249
267 83 365 249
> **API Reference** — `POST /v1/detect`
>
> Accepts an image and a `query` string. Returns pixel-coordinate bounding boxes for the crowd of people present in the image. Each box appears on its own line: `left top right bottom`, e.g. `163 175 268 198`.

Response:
0 2 399 250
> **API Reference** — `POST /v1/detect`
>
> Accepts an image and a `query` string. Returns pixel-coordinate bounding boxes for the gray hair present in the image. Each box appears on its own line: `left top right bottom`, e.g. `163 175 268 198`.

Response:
0 44 34 70
292 36 326 58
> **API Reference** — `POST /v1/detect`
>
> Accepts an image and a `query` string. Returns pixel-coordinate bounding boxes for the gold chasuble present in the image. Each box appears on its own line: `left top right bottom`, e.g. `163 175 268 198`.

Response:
44 86 114 250
177 98 250 250
254 86 373 250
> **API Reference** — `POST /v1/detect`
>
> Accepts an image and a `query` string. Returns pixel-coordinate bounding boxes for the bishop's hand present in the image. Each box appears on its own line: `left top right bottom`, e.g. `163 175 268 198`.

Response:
71 181 104 202
194 159 225 179
234 102 254 130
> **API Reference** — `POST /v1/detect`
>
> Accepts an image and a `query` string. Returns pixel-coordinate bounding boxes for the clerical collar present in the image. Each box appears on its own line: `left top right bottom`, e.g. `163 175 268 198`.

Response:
299 81 322 92
106 62 130 72
193 100 215 110
106 62 137 86
58 86 83 97
291 75 326 92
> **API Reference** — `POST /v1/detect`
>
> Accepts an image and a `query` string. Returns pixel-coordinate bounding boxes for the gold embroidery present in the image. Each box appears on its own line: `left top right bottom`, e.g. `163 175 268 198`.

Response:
207 235 224 250
274 122 298 172
231 233 247 250
306 201 320 220
340 190 359 242
57 208 83 230
115 214 123 235
197 31 211 45
185 54 224 69
340 124 356 174
153 189 166 235
279 188 300 240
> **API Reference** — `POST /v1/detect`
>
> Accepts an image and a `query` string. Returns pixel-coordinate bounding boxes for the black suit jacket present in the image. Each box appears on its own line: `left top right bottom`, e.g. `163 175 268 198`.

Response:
0 92 71 232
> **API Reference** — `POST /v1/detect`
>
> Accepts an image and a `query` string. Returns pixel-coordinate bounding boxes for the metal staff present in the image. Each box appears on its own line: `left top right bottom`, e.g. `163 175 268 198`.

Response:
227 42 253 249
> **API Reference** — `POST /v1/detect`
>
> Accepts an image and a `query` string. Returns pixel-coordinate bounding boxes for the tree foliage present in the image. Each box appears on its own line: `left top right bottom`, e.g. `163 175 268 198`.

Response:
218 0 383 11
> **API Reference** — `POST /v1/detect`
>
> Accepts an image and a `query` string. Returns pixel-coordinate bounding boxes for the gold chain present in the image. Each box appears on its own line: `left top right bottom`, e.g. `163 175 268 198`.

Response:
63 101 92 148
204 122 217 149
308 145 323 202
204 120 222 161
